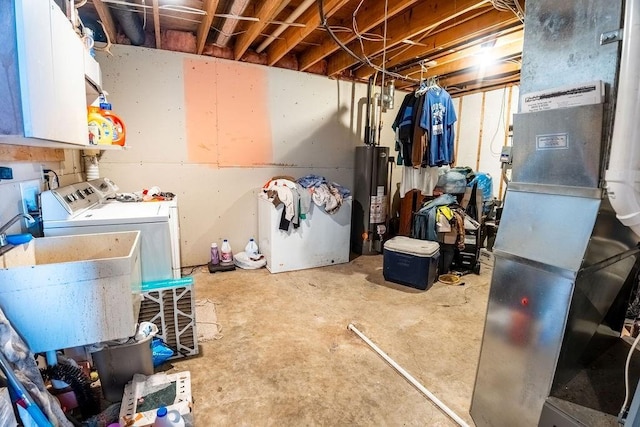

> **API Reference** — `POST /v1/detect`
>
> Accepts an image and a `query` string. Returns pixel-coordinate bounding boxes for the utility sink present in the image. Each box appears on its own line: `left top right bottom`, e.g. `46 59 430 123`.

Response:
0 231 141 353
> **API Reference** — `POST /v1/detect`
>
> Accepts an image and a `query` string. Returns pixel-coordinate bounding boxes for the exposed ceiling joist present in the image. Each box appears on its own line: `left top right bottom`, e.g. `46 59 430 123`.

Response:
398 41 522 84
355 9 521 79
234 0 289 60
82 0 526 97
440 61 521 87
298 0 420 71
326 0 491 76
214 0 252 47
266 0 350 66
91 0 117 43
197 0 220 54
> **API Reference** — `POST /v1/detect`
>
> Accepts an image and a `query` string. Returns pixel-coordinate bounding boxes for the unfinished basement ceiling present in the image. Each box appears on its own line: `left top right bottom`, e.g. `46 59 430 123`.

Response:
82 0 524 96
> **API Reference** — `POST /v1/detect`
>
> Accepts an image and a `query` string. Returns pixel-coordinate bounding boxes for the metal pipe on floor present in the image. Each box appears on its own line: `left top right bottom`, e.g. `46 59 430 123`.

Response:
347 323 470 427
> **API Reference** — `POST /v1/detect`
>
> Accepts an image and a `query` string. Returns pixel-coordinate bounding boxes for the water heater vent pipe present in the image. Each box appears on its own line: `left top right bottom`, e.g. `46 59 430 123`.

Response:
606 0 640 239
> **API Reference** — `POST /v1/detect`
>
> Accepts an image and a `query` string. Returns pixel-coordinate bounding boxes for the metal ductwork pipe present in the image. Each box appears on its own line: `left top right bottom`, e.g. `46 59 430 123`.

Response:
111 7 145 46
606 0 640 239
256 0 315 53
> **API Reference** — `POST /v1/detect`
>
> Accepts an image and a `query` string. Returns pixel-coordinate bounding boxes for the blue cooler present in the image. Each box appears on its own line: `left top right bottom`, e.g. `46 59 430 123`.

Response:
383 236 440 290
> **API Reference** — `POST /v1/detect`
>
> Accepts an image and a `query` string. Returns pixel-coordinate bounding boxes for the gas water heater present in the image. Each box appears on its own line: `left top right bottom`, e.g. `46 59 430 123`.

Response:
352 145 389 255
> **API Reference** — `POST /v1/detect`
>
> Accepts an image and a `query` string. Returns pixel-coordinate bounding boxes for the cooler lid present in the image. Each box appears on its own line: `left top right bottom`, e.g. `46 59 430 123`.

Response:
384 236 439 257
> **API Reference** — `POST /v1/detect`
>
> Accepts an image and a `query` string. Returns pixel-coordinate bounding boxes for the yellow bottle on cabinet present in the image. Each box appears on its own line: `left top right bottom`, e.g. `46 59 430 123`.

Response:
87 106 113 145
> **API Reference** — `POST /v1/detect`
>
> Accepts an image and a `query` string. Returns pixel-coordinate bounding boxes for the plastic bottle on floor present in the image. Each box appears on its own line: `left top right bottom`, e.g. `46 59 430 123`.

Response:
153 406 185 427
245 238 259 258
220 239 233 264
210 242 220 265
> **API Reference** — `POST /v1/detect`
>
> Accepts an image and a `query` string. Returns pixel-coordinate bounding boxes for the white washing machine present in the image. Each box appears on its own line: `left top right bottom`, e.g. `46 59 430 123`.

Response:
41 178 181 283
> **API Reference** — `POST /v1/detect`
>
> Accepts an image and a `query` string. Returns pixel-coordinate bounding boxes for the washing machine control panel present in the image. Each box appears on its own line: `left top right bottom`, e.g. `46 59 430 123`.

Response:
50 182 101 215
42 178 122 221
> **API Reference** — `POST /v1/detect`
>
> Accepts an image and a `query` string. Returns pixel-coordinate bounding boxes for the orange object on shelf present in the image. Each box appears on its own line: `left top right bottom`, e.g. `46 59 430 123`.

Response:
87 106 113 145
99 94 127 146
101 109 126 146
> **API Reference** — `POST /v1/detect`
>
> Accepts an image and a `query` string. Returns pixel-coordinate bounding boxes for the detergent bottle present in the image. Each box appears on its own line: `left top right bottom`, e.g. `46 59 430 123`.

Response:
220 239 233 264
87 106 112 145
153 406 185 427
244 238 259 258
210 242 220 265
99 94 127 146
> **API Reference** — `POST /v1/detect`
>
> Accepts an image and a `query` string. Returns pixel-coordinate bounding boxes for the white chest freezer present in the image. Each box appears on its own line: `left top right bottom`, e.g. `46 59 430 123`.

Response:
258 196 351 273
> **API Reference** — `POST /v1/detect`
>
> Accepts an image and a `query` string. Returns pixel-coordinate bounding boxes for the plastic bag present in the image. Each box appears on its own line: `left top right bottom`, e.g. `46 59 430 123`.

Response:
469 172 493 201
152 338 174 367
436 171 467 194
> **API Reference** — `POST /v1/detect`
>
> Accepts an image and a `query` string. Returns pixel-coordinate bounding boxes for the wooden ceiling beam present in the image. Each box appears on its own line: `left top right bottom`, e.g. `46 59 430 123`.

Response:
152 0 161 48
397 37 523 81
298 0 421 71
439 61 521 87
354 9 521 80
447 79 519 97
91 0 117 43
266 0 350 66
234 0 289 60
214 0 252 47
326 0 491 76
197 0 220 54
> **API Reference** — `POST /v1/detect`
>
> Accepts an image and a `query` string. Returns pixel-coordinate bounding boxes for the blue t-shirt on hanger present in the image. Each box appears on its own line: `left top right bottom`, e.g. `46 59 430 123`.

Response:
419 87 457 166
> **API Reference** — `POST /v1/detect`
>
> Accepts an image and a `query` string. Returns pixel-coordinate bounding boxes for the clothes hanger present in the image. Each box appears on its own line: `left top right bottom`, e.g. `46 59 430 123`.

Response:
415 61 429 98
427 76 442 94
415 62 429 97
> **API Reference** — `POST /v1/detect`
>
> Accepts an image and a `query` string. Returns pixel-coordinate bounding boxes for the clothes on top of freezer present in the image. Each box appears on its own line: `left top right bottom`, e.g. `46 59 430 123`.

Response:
262 178 307 231
297 174 351 198
261 176 351 232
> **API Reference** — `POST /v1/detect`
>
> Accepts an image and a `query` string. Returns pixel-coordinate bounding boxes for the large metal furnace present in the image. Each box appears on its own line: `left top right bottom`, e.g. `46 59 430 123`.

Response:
471 0 640 425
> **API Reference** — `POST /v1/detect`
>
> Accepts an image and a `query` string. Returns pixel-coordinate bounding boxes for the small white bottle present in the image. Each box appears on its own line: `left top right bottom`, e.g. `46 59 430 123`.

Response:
153 406 185 427
245 238 259 258
220 239 233 264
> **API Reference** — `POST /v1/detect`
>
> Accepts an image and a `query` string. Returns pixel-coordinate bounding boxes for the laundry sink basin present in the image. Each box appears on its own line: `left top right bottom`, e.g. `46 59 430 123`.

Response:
0 231 141 353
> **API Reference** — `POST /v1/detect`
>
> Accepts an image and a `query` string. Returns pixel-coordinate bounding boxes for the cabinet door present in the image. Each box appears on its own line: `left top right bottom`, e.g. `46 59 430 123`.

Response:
49 3 87 145
14 0 57 140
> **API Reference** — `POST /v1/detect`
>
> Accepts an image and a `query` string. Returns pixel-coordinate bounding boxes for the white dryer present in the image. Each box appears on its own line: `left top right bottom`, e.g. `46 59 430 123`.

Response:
41 178 181 282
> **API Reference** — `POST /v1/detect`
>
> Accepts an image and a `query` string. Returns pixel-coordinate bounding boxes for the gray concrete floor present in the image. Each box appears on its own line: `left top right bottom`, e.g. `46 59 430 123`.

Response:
166 255 492 426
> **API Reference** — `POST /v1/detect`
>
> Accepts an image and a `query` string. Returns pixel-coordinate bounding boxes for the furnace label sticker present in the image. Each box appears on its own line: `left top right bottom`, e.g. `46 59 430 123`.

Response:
536 133 569 150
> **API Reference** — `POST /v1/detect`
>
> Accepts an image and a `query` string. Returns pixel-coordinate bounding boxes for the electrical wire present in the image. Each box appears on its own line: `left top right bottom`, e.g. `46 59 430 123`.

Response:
43 169 60 190
181 264 207 276
621 331 640 421
489 0 524 23
489 87 508 156
327 26 386 42
317 0 417 83
377 0 390 145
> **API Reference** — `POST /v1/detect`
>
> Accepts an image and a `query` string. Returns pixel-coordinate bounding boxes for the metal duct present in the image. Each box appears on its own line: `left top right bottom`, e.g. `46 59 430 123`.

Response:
111 7 145 46
256 0 315 53
470 1 635 426
606 0 640 239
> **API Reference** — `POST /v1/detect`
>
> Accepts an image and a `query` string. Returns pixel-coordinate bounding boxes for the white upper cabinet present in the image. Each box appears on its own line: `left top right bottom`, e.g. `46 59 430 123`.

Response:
0 0 103 148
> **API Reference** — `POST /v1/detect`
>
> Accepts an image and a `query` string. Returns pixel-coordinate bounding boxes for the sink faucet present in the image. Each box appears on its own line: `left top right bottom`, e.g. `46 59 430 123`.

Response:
0 213 34 247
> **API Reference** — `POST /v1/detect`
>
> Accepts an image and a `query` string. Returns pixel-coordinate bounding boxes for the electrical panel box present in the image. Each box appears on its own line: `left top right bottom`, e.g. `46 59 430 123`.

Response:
500 146 512 164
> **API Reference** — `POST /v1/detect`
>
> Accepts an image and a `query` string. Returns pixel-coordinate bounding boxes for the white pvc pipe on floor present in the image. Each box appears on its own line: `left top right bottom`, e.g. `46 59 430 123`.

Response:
347 323 470 427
